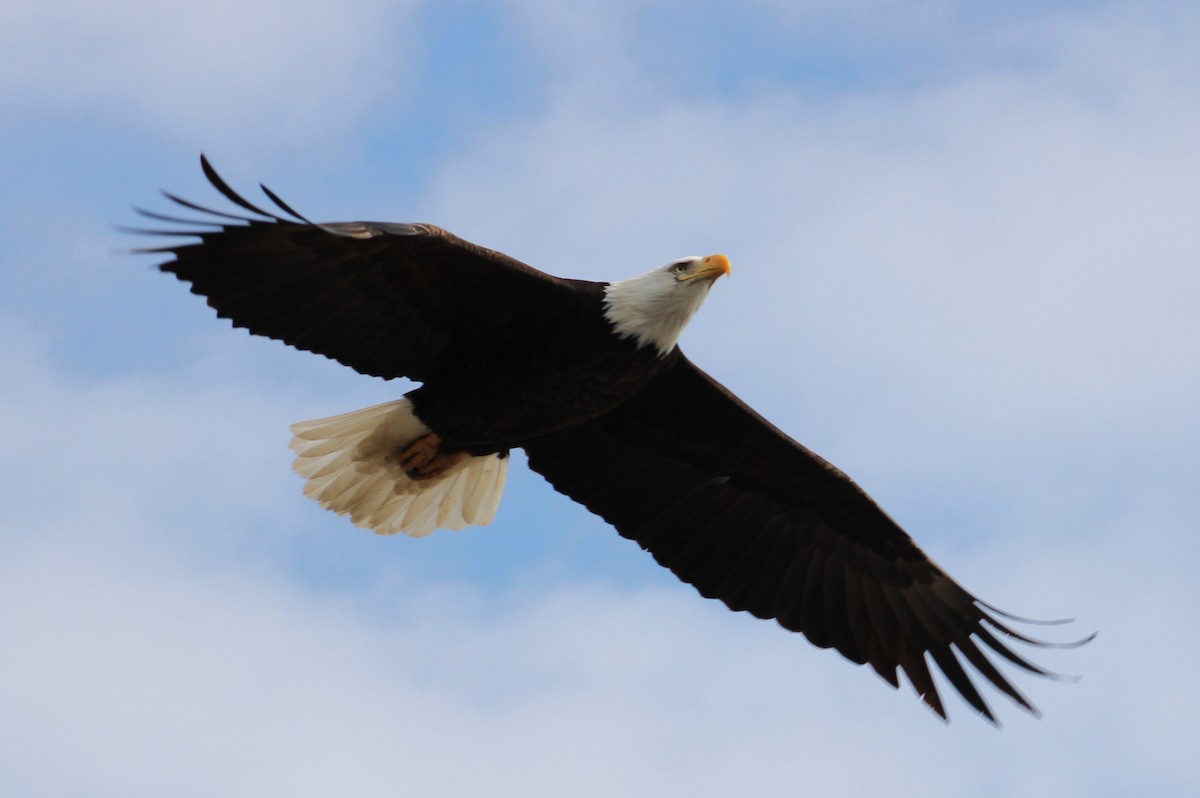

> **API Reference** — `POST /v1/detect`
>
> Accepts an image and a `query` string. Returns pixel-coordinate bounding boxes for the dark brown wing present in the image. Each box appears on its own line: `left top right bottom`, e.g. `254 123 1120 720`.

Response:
525 352 1086 722
131 155 583 381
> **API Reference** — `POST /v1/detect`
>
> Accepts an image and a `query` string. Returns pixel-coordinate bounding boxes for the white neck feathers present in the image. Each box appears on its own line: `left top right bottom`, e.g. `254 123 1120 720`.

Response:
602 270 712 356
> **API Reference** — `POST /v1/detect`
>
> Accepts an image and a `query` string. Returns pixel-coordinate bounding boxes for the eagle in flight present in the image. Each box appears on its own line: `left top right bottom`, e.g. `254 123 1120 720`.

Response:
133 156 1088 723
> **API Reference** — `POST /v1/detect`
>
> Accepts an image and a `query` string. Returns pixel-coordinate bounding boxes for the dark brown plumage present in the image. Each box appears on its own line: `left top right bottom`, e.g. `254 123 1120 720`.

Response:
134 155 1090 723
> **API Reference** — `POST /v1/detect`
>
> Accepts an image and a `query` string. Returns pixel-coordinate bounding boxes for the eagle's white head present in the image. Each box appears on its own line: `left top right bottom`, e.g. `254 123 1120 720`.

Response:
602 253 731 356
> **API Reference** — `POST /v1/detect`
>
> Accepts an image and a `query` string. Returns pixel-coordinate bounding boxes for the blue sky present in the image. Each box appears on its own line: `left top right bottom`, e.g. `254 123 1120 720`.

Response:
2 1 1199 795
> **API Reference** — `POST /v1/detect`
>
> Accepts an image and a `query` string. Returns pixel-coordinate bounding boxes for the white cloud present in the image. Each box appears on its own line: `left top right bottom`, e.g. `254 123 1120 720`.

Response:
0 317 294 546
0 0 419 151
0 485 1169 798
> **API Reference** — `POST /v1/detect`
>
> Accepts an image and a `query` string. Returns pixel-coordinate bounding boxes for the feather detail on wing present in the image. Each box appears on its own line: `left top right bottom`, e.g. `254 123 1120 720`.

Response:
129 155 581 382
525 353 1092 723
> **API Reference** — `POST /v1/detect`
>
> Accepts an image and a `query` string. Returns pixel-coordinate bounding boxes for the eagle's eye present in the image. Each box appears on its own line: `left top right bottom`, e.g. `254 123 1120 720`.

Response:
670 262 689 275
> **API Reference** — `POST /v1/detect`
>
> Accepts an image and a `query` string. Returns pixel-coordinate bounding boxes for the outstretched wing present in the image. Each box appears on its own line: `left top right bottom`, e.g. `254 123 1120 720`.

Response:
525 352 1087 722
131 155 583 382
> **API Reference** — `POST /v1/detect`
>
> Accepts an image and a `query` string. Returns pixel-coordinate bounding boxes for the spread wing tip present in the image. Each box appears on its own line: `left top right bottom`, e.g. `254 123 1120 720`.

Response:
199 154 287 222
864 597 1091 722
122 156 312 246
259 181 312 223
976 597 1081 627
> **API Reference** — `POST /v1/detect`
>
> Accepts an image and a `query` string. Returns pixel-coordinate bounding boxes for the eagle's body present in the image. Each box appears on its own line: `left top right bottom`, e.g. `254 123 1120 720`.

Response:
134 156 1087 723
411 277 665 451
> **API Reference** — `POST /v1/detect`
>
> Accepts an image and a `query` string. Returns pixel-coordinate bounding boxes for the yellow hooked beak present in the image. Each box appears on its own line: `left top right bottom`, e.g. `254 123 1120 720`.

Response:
685 253 731 282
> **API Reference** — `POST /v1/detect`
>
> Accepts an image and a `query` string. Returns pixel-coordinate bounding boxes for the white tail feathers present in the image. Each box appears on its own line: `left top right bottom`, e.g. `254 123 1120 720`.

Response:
289 399 508 538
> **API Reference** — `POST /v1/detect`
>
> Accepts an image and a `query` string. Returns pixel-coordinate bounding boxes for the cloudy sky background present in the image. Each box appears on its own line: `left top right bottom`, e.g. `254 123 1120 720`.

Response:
2 1 1198 795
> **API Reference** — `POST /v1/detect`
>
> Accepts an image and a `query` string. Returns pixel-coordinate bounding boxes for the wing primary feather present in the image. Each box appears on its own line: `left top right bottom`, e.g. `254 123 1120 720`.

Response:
926 645 996 723
881 584 934 658
901 585 1001 719
130 244 190 255
973 626 1061 678
910 588 1054 708
868 646 900 689
881 585 953 717
896 637 946 720
953 638 1040 717
115 225 206 238
980 613 1096 650
259 182 314 223
199 154 286 221
975 598 1077 626
906 587 1037 710
132 206 226 227
161 190 257 223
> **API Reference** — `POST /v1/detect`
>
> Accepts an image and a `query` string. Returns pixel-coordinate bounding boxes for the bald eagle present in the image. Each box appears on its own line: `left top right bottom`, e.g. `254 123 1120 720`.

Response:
133 156 1087 723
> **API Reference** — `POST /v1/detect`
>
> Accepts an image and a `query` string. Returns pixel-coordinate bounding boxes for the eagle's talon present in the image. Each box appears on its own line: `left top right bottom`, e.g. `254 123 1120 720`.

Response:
398 433 466 480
